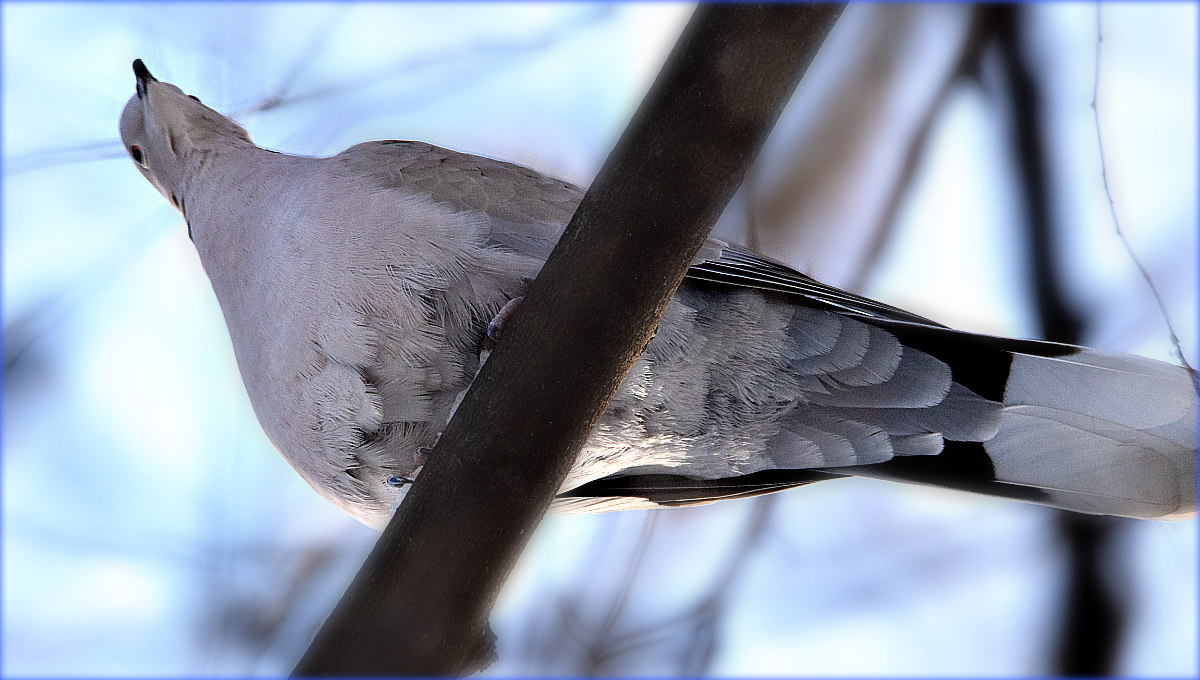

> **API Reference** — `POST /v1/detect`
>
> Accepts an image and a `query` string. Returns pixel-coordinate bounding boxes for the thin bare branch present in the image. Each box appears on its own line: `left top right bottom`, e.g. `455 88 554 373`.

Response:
5 8 609 178
589 512 660 660
616 499 774 636
1091 5 1196 387
266 6 352 106
3 142 127 175
235 6 614 118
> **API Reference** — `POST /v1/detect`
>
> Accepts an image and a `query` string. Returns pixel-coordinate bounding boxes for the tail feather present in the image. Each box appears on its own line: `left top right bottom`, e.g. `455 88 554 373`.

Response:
849 325 1197 520
983 349 1197 519
557 307 1196 520
1006 351 1193 430
891 432 944 456
985 406 1193 518
831 383 1003 441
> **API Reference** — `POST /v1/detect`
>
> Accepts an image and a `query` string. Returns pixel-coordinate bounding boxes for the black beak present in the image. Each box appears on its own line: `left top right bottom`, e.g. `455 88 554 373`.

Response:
133 59 156 98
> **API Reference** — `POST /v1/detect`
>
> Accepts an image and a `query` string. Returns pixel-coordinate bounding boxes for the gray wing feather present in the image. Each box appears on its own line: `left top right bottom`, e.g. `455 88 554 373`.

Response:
687 241 944 326
344 140 945 329
342 140 583 261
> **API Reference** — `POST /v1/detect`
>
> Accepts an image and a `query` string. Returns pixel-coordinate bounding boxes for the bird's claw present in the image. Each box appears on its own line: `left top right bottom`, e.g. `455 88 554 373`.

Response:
387 445 433 489
483 296 525 350
414 446 432 467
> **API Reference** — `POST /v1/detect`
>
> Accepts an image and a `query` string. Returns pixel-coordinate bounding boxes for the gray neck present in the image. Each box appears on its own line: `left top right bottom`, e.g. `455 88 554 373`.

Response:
182 144 317 258
180 142 323 325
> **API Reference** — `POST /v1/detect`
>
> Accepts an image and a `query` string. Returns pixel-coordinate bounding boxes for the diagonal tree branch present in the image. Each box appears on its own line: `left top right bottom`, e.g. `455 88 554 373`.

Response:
291 4 845 675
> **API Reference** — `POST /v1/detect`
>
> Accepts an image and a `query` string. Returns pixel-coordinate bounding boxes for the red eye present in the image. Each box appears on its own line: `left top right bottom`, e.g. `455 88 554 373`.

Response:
130 145 144 164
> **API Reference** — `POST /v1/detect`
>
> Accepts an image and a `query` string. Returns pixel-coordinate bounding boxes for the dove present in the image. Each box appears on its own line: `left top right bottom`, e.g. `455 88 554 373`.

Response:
118 60 1196 529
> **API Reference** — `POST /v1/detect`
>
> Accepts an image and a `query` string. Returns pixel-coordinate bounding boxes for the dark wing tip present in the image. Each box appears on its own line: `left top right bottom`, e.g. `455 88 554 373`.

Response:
559 469 838 507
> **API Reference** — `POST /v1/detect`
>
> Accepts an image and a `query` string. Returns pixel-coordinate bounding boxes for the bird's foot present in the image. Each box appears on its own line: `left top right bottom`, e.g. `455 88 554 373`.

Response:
387 473 416 516
387 472 418 488
386 445 433 490
386 446 434 515
413 445 432 468
482 296 525 351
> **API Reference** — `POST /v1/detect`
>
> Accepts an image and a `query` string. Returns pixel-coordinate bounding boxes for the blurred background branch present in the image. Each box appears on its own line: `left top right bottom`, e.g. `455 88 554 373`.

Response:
992 4 1114 673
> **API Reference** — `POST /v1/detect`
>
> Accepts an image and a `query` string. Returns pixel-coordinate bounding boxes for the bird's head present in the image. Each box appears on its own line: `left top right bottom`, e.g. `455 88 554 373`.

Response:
118 59 251 206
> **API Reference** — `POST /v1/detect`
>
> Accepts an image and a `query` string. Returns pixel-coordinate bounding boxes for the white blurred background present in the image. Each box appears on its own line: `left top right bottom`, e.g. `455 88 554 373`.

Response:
2 2 1195 676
